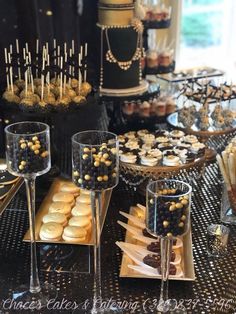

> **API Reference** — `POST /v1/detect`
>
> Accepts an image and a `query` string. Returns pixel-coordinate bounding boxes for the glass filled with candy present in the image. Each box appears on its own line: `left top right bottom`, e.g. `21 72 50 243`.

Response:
146 180 192 313
72 130 119 313
5 121 54 304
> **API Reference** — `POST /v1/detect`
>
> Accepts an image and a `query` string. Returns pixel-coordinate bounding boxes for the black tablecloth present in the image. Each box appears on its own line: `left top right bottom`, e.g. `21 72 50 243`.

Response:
0 160 236 314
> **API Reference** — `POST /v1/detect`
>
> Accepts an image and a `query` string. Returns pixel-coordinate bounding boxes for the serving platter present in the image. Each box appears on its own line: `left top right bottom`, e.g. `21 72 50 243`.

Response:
119 205 195 281
23 177 112 246
167 111 236 138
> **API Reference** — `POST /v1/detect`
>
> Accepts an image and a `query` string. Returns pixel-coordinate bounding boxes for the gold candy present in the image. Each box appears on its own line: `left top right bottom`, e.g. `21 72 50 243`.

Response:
163 221 169 228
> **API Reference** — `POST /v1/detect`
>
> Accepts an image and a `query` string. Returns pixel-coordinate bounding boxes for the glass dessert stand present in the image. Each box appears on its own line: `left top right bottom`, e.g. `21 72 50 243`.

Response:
167 111 236 161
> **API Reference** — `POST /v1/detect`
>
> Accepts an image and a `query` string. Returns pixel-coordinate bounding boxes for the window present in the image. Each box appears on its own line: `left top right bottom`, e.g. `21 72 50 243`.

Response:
177 0 236 79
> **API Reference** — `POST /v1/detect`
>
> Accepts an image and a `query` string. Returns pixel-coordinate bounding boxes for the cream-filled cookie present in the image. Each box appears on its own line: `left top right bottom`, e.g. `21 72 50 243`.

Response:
76 194 91 205
80 189 91 196
62 226 87 243
48 201 72 217
39 222 63 241
60 182 80 195
52 192 74 205
69 216 91 231
71 203 92 218
42 212 67 226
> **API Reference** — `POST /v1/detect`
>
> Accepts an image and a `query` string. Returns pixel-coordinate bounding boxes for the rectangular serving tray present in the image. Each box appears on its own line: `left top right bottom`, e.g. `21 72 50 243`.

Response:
119 206 195 281
23 177 112 246
0 176 24 216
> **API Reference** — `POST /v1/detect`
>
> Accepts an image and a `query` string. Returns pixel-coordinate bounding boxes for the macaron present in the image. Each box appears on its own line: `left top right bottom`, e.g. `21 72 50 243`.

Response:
42 212 67 226
62 226 87 243
80 189 91 196
60 182 80 196
48 201 72 217
71 203 92 218
52 192 75 205
68 216 91 231
76 194 91 205
39 222 63 241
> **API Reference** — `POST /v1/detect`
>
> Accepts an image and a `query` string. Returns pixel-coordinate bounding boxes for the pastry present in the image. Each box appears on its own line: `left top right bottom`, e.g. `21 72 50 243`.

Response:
62 225 87 243
42 212 67 226
76 194 91 205
146 50 158 68
69 216 91 232
71 203 92 218
39 222 63 241
140 101 150 117
52 192 74 205
163 155 180 166
170 130 185 139
120 153 137 164
60 182 80 195
48 201 72 217
140 155 158 166
190 142 205 156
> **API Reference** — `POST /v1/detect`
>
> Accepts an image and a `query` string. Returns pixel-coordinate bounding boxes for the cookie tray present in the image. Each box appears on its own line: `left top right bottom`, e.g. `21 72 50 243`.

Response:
119 206 195 281
23 177 112 246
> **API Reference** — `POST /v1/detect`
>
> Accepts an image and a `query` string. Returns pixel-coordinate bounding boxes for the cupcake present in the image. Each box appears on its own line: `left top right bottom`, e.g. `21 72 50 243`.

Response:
158 50 173 67
122 101 135 116
146 50 158 68
155 98 166 117
140 101 151 117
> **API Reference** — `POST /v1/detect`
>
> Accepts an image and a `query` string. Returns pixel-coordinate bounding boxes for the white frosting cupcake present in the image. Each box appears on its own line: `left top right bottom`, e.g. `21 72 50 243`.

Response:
184 135 198 144
141 155 158 166
163 155 180 166
120 153 137 164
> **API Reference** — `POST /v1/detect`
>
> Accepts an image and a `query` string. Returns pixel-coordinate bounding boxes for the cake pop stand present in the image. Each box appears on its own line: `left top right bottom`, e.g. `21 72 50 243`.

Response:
0 95 97 177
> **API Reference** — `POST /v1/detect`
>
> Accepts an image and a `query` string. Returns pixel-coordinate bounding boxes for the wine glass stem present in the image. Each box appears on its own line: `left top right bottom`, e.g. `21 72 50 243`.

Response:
159 237 173 308
25 177 41 294
91 191 102 313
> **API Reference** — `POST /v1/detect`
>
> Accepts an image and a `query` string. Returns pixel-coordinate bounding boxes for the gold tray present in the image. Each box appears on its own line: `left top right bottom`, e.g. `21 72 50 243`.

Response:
23 177 112 246
119 206 195 281
120 156 205 181
0 177 24 216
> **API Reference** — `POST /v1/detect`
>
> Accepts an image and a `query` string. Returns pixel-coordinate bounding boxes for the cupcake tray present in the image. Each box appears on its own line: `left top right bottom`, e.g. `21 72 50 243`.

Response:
119 206 195 281
167 111 236 138
23 177 112 246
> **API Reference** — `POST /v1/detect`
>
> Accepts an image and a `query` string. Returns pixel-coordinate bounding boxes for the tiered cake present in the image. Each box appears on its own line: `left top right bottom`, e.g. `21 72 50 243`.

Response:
98 0 148 96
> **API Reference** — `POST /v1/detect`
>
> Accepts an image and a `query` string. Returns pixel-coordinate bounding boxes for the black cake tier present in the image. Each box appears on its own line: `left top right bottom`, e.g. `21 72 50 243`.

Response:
99 26 141 89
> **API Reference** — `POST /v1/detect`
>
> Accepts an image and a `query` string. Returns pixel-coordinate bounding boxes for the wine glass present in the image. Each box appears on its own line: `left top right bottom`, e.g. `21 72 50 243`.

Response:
146 180 192 313
5 121 55 305
72 130 119 314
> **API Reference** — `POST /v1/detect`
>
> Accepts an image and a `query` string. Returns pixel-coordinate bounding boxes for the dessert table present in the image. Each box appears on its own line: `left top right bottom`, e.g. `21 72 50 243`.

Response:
0 153 236 313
